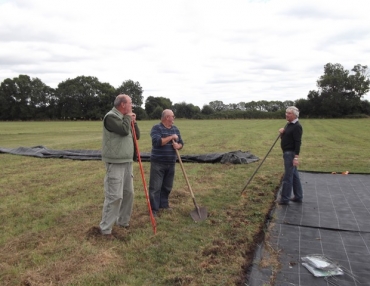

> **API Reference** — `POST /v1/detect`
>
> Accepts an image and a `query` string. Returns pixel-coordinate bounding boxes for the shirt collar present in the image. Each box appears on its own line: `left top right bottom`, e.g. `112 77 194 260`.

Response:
289 118 299 124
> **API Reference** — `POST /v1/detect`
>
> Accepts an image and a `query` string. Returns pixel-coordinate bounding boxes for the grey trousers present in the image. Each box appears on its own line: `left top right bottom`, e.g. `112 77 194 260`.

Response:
100 162 134 234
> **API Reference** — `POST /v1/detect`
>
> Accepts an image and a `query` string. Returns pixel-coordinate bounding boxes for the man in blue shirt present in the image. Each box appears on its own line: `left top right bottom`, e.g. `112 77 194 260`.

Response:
149 109 184 216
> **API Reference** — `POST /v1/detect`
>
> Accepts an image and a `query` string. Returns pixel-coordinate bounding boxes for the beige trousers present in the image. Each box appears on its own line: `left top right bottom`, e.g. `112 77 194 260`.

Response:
100 162 134 234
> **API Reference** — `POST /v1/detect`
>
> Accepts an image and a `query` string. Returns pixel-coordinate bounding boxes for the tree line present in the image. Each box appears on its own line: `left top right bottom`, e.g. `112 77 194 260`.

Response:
0 63 369 121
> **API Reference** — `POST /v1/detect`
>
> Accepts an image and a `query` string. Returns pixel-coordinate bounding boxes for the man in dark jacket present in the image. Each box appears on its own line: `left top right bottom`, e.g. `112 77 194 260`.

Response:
278 106 303 205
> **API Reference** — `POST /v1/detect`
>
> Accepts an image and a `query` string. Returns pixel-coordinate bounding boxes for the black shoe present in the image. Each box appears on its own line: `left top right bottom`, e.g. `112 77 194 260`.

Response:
152 211 158 217
290 198 302 203
278 201 289 205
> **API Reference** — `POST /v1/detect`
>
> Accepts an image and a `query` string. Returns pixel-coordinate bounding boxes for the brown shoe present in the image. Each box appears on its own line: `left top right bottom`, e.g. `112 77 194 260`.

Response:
102 233 115 240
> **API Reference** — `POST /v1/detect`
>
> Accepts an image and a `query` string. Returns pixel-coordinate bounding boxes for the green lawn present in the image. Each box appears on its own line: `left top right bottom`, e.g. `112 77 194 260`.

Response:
0 119 369 286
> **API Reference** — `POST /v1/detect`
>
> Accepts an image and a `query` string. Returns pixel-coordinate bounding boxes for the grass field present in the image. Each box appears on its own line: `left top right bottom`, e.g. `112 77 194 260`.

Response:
0 119 369 286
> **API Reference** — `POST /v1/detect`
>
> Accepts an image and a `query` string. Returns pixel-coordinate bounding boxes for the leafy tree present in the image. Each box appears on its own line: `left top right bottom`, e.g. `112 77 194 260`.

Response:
209 100 225 111
0 78 17 120
116 80 144 108
249 101 268 111
30 78 56 119
360 100 370 115
263 101 283 112
145 96 157 116
283 100 295 108
307 63 370 117
244 101 258 111
0 75 54 120
173 102 200 118
348 64 370 97
134 106 148 120
242 100 293 113
151 105 163 120
145 96 172 118
56 76 115 120
225 103 238 110
236 102 246 111
294 98 311 118
201 105 214 115
98 85 117 118
306 90 322 117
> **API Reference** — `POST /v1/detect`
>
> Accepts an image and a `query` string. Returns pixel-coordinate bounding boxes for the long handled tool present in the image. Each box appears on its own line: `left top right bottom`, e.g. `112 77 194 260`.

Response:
173 142 207 222
131 121 157 234
240 129 283 195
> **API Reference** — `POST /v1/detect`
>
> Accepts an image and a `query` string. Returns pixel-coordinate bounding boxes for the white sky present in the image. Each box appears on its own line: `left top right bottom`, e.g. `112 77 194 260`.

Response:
1 0 369 108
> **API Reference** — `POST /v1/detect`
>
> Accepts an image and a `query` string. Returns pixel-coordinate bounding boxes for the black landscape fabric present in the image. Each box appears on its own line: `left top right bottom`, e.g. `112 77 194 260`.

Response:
246 172 370 286
0 146 259 164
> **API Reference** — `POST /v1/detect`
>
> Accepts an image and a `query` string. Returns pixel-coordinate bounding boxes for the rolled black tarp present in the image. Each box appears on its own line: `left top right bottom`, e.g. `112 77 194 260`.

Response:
0 146 259 164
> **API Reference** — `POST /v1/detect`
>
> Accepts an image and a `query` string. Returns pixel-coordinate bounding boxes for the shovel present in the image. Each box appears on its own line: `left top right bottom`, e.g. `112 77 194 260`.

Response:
174 143 207 222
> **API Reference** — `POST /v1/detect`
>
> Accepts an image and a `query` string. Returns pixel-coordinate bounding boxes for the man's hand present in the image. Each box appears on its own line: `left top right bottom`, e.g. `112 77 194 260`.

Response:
128 112 136 123
172 140 182 150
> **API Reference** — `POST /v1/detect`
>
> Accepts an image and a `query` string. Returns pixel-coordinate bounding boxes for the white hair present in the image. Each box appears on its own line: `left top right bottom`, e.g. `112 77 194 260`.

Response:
286 106 299 117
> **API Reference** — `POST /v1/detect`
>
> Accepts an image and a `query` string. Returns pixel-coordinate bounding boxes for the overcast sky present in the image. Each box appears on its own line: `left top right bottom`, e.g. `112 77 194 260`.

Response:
1 0 369 108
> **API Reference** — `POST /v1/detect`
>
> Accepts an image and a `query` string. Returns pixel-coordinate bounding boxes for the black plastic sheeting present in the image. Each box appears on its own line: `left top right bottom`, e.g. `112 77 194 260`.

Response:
0 146 259 164
246 172 370 286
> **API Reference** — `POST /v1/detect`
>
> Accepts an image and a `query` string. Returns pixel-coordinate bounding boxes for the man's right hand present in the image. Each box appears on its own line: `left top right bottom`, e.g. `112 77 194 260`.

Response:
128 112 136 123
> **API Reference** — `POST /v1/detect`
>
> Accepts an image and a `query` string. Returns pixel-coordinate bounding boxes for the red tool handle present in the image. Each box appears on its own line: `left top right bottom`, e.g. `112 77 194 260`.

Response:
131 120 157 235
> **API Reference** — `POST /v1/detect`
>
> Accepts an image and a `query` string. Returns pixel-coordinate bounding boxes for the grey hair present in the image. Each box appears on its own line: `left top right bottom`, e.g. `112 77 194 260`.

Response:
286 106 299 117
114 94 127 107
161 109 172 119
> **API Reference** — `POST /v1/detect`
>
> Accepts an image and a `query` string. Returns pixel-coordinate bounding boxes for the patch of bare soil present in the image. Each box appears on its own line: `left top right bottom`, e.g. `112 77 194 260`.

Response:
234 184 282 285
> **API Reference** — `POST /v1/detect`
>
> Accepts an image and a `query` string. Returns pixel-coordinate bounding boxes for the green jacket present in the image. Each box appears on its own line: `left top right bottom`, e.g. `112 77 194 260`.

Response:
101 107 140 163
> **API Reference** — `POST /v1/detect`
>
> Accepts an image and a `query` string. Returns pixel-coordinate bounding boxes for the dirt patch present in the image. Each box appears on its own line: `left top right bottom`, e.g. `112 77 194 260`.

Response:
237 179 283 285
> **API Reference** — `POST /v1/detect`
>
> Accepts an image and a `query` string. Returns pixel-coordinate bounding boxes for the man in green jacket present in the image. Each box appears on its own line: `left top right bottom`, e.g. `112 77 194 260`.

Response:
99 94 140 239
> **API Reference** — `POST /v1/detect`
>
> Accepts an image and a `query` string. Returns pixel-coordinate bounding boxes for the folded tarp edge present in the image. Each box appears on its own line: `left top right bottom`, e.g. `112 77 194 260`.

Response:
0 146 259 164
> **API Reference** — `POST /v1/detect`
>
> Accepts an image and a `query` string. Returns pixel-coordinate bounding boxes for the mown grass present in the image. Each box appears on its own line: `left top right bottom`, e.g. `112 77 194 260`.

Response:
0 119 369 286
